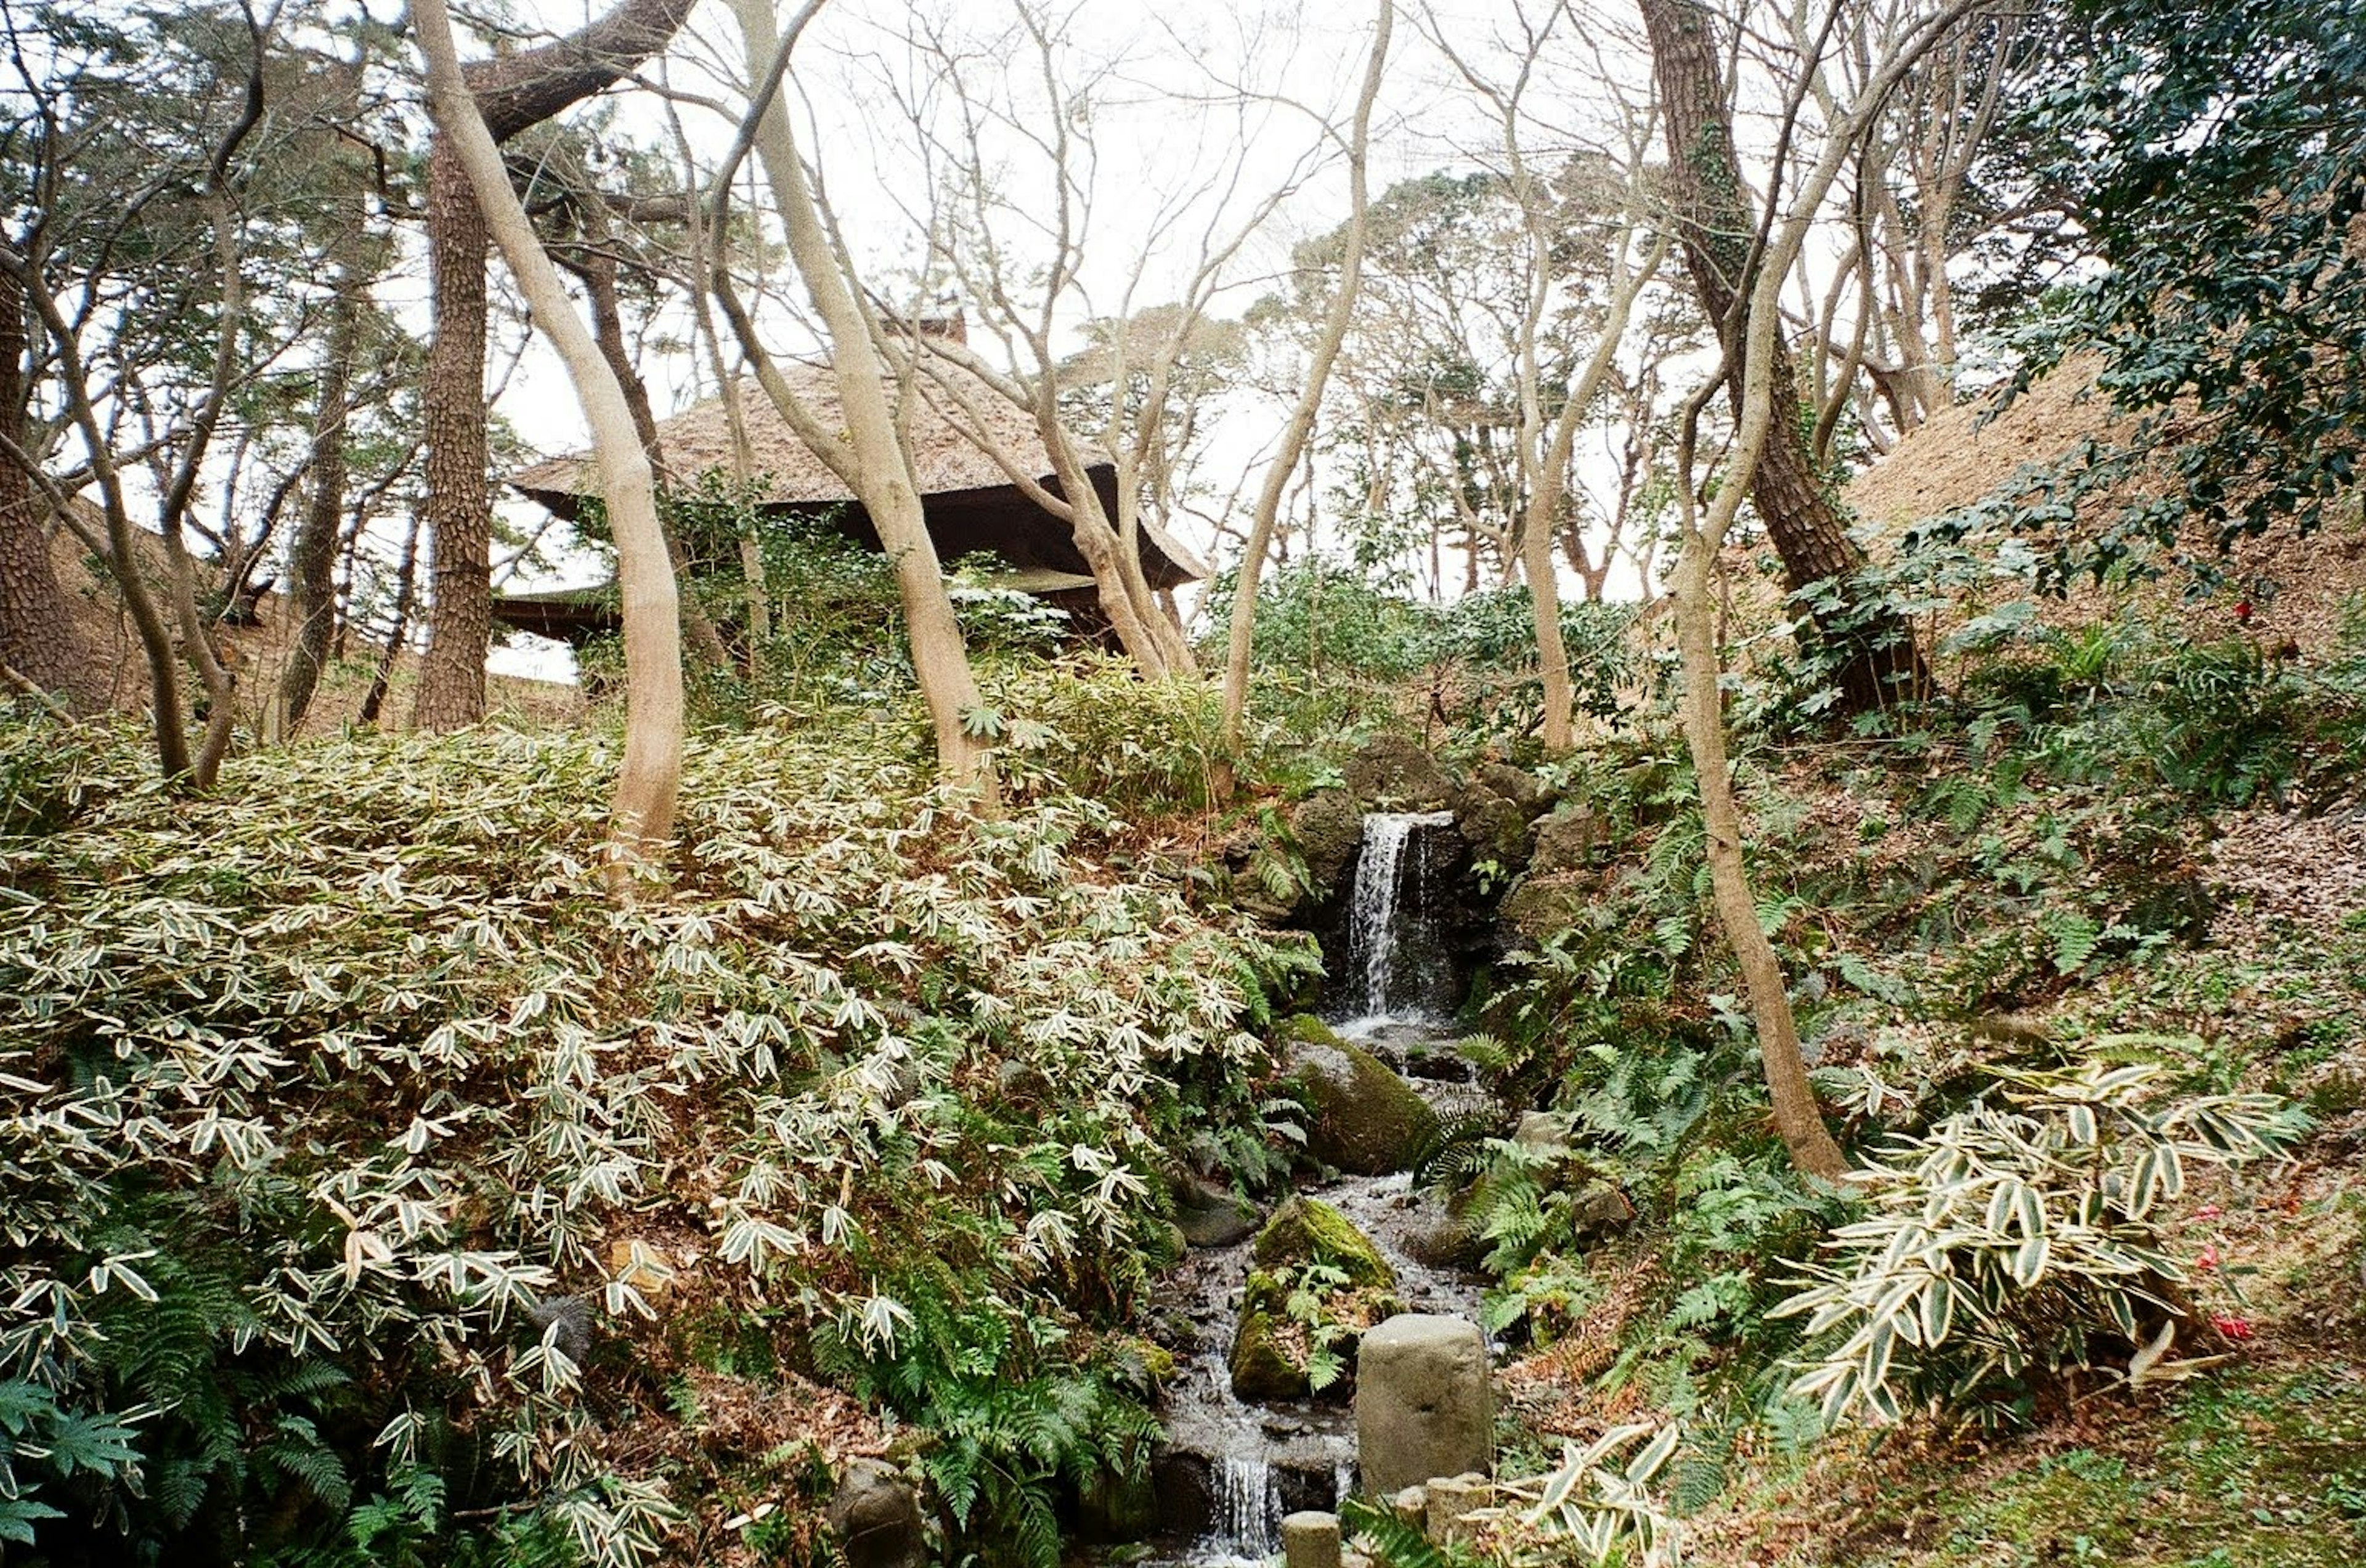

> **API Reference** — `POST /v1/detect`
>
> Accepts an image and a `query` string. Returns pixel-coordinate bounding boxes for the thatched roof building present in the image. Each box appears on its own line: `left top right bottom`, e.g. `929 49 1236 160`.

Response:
499 348 1203 646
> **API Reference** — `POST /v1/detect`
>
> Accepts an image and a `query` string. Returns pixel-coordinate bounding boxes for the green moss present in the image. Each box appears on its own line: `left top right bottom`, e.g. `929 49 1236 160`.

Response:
1228 1270 1309 1401
1251 1196 1396 1290
1280 1015 1439 1175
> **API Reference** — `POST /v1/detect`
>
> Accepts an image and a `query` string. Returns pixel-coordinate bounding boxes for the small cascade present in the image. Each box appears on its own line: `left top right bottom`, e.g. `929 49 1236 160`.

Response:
1340 811 1456 1023
1212 1456 1278 1558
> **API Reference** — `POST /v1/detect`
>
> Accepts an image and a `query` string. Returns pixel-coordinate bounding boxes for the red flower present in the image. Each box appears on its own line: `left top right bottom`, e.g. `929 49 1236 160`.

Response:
2235 600 2255 623
2194 1204 2222 1221
2211 1314 2254 1341
2196 1244 2221 1270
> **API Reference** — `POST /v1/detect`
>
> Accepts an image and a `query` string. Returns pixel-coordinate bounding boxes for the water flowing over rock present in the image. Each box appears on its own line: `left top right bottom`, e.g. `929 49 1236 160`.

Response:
1340 811 1458 1022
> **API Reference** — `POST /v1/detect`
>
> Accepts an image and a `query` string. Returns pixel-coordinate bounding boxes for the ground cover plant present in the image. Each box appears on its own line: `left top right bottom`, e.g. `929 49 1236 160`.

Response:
0 712 1309 1568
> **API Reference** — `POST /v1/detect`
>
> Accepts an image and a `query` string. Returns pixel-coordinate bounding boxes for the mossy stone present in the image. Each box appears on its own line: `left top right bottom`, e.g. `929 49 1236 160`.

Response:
1229 1269 1309 1400
1281 1015 1439 1176
1251 1195 1396 1290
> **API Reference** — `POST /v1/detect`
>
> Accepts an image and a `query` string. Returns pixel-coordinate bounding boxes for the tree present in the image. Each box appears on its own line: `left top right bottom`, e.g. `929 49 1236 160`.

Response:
413 0 683 872
1218 0 1392 774
0 265 96 710
1650 0 1982 1181
720 0 994 788
1641 0 1930 718
2003 0 2365 561
412 0 699 733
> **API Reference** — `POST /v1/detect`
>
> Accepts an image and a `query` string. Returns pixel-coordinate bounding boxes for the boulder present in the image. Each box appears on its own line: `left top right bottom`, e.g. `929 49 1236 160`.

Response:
1291 789 1367 897
1174 1176 1261 1249
1447 781 1531 866
1252 1196 1396 1289
1343 734 1455 811
1229 1198 1398 1402
1282 1015 1439 1176
1497 872 1593 943
1354 1315 1493 1500
1528 803 1604 875
826 1458 926 1568
1229 1270 1311 1400
1475 762 1548 813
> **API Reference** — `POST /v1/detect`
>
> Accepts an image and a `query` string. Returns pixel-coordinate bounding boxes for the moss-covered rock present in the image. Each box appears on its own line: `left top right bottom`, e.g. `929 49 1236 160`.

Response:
1250 1195 1395 1288
1280 1015 1439 1175
1226 1198 1401 1403
1291 789 1366 896
1227 1269 1309 1401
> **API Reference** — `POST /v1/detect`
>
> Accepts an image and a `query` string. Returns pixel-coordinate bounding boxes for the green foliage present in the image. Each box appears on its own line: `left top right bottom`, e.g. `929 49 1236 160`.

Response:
1472 1423 1682 1568
0 718 1300 1564
1773 1060 2306 1429
2003 0 2365 554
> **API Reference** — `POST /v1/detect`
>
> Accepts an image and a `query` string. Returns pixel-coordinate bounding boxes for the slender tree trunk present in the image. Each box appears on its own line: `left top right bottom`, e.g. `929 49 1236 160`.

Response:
730 0 991 789
569 217 734 670
1671 515 1847 1180
1218 0 1391 777
281 254 362 733
410 0 701 731
0 267 98 709
359 507 423 726
417 0 684 874
1641 0 1927 717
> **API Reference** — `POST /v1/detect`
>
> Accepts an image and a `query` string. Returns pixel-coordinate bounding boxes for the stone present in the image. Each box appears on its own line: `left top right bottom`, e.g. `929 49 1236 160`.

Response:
1354 1315 1493 1500
1397 1215 1482 1271
1511 1111 1572 1153
1425 1474 1492 1547
1227 1272 1311 1401
1497 871 1593 943
1230 1198 1398 1402
1476 762 1547 812
1283 1511 1344 1568
1291 789 1367 898
826 1458 925 1568
1389 1483 1427 1529
1281 1015 1440 1176
607 1238 672 1300
1528 803 1604 875
1251 1195 1396 1289
1448 782 1532 867
1174 1176 1260 1249
1342 734 1455 811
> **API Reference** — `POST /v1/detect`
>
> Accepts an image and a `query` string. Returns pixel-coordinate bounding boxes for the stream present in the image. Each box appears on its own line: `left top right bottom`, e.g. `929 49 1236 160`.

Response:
1149 812 1499 1564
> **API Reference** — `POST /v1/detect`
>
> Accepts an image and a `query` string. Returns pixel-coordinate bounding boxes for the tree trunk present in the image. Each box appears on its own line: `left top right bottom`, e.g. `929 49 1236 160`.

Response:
417 0 684 875
1671 521 1848 1180
1219 0 1391 775
280 253 361 733
412 141 495 732
0 267 98 710
410 0 701 731
568 214 734 670
1641 0 1926 717
730 0 992 789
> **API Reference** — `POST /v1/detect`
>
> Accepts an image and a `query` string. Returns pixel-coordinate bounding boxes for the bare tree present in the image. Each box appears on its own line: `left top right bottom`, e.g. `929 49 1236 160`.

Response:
1653 0 1983 1180
414 0 685 873
1416 2 1670 753
1218 0 1392 773
720 0 994 788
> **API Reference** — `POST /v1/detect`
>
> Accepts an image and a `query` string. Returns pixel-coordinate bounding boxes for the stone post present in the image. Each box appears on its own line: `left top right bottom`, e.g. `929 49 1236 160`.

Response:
1353 1314 1492 1500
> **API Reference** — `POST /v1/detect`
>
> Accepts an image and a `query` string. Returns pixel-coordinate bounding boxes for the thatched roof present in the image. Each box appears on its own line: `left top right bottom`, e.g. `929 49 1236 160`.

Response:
508 358 1206 591
511 360 1078 510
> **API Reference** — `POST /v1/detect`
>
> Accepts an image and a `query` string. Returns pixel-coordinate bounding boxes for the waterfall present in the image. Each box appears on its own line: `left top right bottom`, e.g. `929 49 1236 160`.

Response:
1342 810 1455 1021
1211 1455 1279 1558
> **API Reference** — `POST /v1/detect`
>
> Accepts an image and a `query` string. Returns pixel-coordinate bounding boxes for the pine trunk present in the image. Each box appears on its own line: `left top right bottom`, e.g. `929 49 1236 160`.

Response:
0 267 97 709
1641 0 1927 716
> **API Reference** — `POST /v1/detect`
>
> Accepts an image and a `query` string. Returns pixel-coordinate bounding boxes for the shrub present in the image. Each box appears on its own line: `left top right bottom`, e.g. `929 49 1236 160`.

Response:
1771 1059 2305 1428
